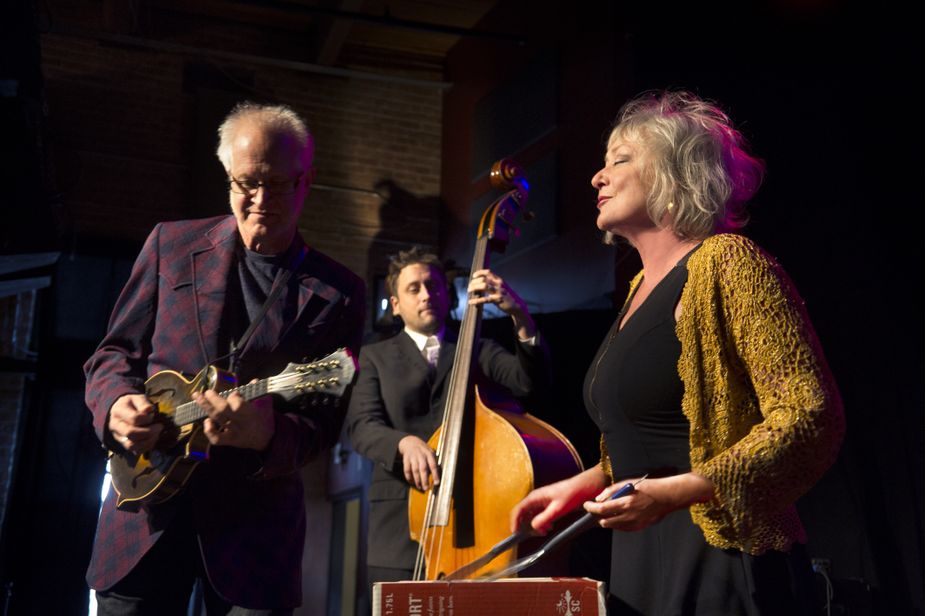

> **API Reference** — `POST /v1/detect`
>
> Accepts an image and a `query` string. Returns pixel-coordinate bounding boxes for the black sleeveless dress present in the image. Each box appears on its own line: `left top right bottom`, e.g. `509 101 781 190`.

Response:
583 248 814 616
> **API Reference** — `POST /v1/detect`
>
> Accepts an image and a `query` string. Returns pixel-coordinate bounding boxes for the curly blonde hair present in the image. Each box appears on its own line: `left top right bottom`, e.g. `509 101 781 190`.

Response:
608 90 765 241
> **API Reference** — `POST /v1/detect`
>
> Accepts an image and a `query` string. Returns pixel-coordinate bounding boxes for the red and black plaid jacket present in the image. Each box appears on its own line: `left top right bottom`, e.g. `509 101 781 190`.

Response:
84 215 364 608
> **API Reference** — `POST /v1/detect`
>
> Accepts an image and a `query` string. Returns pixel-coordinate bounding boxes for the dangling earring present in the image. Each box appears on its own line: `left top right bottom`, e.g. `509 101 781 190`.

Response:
666 201 675 211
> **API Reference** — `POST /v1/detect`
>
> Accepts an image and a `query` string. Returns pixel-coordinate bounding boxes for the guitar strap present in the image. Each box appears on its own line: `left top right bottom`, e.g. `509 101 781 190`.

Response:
229 244 308 374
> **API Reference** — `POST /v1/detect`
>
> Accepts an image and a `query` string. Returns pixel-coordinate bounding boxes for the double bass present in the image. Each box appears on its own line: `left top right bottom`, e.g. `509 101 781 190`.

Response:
408 159 583 580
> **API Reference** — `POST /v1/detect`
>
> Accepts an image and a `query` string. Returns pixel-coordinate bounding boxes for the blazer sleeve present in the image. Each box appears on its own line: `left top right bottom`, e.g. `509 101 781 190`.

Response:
695 239 845 533
477 332 551 399
344 348 408 474
83 223 163 449
257 272 366 479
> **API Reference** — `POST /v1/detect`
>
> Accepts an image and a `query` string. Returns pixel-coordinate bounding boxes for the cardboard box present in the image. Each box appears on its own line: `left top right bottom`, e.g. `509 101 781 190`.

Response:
372 577 606 616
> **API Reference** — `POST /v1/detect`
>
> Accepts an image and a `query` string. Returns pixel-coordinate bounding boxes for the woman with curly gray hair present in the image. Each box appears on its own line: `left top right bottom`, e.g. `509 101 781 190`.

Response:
511 91 844 614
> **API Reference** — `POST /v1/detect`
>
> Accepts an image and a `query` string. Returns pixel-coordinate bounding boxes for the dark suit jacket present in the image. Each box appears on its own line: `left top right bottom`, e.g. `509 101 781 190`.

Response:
345 328 548 570
84 215 365 608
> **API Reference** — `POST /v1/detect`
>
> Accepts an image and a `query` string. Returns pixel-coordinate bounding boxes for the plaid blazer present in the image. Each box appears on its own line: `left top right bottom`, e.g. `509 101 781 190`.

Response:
84 215 365 608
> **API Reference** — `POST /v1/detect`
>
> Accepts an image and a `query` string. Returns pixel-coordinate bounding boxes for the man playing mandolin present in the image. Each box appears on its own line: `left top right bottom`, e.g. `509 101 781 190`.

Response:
345 247 549 589
84 102 365 614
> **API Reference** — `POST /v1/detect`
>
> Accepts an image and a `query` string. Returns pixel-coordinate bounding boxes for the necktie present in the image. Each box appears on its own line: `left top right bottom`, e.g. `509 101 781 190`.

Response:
423 336 440 369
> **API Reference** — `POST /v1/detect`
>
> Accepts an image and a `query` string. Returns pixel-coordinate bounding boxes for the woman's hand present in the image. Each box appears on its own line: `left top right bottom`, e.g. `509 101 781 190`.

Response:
583 473 715 531
511 466 609 534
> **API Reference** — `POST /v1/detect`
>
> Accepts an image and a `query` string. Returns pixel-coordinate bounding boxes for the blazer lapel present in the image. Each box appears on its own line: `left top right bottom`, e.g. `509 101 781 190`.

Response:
432 338 455 392
191 218 238 366
394 331 431 380
277 244 341 351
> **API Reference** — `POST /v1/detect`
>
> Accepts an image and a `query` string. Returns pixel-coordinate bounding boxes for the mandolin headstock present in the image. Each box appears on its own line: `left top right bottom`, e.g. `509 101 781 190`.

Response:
269 348 358 402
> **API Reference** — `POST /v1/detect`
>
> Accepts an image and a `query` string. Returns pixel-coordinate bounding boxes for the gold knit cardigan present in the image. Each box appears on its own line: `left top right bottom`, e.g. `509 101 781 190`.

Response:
600 234 845 555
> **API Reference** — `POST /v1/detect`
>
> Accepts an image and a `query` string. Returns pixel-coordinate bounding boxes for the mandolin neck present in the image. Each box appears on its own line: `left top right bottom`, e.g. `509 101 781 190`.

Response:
172 378 270 428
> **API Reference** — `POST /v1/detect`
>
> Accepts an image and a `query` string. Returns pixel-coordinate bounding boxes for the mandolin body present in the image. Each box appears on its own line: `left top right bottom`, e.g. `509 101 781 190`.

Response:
105 350 356 512
109 367 234 511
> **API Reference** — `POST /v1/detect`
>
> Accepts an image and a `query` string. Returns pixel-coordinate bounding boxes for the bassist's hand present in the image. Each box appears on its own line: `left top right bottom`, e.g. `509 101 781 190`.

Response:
398 435 440 491
109 394 163 455
467 269 536 340
197 390 276 451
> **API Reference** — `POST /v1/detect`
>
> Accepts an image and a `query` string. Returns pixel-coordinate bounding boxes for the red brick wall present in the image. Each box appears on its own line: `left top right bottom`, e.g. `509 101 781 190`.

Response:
37 7 445 612
40 23 443 299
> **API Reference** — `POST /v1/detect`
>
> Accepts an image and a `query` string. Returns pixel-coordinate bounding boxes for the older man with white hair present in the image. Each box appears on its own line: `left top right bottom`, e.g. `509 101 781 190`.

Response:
85 102 365 614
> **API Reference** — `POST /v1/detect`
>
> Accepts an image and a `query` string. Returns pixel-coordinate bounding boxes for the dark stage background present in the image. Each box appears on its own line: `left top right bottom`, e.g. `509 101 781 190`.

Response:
1 1 922 614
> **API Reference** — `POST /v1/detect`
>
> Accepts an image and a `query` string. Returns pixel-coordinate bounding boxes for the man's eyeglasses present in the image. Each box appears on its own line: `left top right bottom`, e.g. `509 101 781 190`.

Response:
228 173 303 197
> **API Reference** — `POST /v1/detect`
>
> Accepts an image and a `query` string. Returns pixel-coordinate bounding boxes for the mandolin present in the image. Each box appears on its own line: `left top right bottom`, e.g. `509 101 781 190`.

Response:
108 348 356 511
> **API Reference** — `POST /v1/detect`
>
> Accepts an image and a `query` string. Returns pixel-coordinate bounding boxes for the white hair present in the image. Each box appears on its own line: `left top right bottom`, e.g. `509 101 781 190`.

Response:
216 102 314 171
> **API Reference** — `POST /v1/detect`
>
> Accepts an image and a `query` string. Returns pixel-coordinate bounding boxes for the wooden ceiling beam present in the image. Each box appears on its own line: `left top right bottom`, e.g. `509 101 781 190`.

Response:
314 0 366 66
